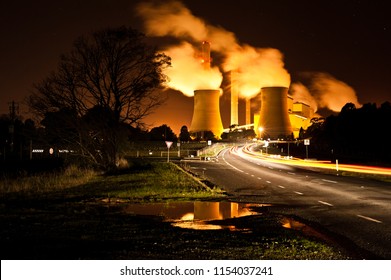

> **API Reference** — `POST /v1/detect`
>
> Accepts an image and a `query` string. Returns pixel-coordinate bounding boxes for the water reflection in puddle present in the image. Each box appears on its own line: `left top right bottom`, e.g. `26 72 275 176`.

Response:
281 217 332 241
123 201 268 230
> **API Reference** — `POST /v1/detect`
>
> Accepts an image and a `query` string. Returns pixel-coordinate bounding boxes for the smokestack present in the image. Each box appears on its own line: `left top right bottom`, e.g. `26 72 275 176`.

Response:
256 87 292 139
190 89 224 139
201 41 211 70
230 70 239 126
245 98 251 125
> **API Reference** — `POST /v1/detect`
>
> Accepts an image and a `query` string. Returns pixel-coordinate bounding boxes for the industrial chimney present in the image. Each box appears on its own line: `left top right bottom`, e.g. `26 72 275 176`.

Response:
256 87 293 139
201 41 211 70
189 89 224 139
230 70 239 126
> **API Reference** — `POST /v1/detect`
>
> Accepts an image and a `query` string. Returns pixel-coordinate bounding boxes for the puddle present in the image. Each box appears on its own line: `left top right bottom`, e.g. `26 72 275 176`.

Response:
123 201 268 230
122 201 330 241
281 217 333 242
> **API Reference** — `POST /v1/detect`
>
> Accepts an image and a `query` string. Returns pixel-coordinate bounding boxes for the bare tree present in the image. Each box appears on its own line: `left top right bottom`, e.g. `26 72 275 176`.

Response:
29 26 170 169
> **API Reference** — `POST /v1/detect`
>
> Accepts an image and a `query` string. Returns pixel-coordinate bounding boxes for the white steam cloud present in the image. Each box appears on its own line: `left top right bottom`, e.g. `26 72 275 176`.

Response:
291 73 361 112
136 0 290 98
163 42 223 96
137 1 361 113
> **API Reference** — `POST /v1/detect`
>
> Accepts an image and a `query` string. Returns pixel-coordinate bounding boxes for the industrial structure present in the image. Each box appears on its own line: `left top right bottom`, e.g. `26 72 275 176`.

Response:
230 70 239 126
188 41 313 140
189 89 224 139
255 87 293 139
288 98 314 138
189 42 224 139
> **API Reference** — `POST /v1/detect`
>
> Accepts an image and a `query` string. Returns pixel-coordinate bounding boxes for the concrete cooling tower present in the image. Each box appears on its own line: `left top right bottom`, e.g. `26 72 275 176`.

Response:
256 86 293 139
189 89 224 139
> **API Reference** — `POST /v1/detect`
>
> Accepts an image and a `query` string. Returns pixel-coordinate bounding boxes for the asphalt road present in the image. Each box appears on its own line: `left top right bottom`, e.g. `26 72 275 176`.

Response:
184 145 391 259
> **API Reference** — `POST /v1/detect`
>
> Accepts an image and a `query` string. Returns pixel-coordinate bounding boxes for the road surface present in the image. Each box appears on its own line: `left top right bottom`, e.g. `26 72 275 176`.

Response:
183 145 391 259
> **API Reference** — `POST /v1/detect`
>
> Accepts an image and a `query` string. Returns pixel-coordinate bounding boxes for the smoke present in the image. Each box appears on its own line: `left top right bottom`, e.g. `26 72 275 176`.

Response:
291 73 361 112
224 45 290 97
163 42 223 96
136 1 207 41
290 82 318 112
136 0 290 98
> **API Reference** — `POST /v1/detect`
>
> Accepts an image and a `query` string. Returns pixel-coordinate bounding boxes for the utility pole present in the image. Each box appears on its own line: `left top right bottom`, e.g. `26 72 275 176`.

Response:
8 101 19 153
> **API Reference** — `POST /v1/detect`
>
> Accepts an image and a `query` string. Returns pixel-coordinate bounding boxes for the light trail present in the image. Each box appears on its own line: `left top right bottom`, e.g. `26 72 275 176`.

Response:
357 215 382 224
232 143 391 176
318 200 334 207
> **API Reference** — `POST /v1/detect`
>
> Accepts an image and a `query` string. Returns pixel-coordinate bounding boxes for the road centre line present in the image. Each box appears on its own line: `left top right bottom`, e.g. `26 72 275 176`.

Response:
222 150 245 173
288 172 296 175
266 181 272 184
277 185 285 189
357 214 382 224
322 179 338 184
318 200 334 207
294 191 304 195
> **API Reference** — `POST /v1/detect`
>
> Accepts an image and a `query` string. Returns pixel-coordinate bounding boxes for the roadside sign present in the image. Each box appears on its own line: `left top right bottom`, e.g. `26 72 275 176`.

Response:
165 141 173 163
304 139 310 145
165 141 173 149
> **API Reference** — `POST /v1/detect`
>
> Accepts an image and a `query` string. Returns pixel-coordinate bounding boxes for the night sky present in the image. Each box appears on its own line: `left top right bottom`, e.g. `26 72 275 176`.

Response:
1 0 390 133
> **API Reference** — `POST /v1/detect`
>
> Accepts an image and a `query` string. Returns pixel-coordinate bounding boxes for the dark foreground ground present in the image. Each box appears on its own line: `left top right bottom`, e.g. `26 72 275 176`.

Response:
0 196 375 260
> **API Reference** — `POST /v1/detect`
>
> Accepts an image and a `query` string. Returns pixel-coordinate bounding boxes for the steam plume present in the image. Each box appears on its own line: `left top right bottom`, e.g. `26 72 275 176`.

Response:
163 42 223 96
290 82 318 112
136 0 290 98
291 73 361 112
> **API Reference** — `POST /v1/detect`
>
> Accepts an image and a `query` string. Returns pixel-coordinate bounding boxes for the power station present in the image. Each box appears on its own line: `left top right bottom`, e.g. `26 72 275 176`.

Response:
255 87 293 139
189 89 224 139
188 42 313 139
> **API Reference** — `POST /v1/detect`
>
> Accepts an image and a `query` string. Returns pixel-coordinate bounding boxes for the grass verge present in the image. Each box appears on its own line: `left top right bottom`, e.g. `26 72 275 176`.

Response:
0 159 355 259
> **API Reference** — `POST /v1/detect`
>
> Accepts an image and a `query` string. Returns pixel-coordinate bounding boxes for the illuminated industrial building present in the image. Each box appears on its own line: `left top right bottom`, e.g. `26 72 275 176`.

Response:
188 41 314 140
255 87 293 139
189 89 224 139
189 42 224 139
288 99 314 138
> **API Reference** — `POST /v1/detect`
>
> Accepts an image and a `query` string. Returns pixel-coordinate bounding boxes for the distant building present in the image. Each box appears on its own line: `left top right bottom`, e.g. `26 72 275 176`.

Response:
288 96 314 138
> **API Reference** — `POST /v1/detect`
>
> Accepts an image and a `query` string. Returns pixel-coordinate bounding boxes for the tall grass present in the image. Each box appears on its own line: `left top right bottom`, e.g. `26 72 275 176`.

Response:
101 162 225 200
0 161 224 201
0 165 97 195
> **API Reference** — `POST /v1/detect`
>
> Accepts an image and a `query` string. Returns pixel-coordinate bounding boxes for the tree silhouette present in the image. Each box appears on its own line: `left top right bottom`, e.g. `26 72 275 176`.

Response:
29 26 170 169
179 125 191 142
304 102 391 164
148 125 177 141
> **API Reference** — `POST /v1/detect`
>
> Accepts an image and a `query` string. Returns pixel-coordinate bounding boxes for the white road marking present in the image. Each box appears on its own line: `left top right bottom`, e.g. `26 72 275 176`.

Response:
257 177 262 180
318 200 334 207
277 185 285 189
266 181 272 184
357 215 382 224
288 172 296 175
294 191 303 195
322 179 338 184
251 174 255 177
222 152 245 173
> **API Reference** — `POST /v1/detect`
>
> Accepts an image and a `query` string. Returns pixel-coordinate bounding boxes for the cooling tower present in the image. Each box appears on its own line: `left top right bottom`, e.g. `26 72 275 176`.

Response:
190 89 224 139
256 87 293 139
